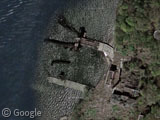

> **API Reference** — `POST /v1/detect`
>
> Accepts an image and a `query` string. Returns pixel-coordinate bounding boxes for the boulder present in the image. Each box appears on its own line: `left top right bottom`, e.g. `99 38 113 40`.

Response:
154 30 160 40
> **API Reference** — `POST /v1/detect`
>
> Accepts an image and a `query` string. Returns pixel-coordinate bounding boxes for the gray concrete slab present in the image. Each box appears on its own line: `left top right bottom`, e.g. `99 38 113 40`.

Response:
48 77 88 93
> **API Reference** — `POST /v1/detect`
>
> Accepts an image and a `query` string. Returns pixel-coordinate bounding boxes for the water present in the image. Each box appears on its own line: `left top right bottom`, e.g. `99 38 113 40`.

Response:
0 0 66 119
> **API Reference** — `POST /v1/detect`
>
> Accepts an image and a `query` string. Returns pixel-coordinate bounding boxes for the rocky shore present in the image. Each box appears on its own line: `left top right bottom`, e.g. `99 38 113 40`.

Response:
33 0 119 119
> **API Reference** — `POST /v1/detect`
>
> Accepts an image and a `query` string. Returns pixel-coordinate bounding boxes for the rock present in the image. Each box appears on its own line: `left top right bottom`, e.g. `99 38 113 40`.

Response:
60 116 68 120
154 30 160 40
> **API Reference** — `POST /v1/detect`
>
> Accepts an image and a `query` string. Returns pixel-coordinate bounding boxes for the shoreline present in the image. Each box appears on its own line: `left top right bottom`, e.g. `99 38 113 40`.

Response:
34 0 119 119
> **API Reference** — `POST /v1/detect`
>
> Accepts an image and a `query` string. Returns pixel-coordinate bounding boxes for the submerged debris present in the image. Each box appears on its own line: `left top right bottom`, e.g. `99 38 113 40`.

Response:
51 60 71 66
58 15 79 35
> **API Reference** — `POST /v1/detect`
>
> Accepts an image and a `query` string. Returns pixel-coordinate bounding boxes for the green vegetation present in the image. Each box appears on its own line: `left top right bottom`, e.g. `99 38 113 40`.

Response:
84 108 97 118
70 90 97 120
115 0 160 119
112 105 120 112
71 107 97 120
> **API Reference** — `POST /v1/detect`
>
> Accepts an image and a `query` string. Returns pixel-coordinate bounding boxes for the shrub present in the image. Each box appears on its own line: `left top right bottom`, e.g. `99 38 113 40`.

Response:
120 22 134 33
115 1 160 119
125 17 136 27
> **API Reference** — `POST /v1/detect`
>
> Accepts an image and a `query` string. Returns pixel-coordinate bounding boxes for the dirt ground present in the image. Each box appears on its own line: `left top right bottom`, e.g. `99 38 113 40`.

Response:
69 51 139 120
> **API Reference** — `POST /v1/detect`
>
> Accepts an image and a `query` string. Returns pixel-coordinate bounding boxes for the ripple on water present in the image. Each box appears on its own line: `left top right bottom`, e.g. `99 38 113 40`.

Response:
0 0 34 48
0 0 29 23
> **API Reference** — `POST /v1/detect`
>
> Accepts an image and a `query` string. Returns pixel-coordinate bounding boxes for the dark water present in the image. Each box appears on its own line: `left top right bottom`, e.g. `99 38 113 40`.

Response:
0 0 66 119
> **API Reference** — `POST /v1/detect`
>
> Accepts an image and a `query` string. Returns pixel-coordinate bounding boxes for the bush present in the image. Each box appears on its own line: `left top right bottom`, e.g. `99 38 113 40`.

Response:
143 106 160 120
135 18 151 32
125 17 136 27
120 22 134 33
115 0 160 119
140 83 160 106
